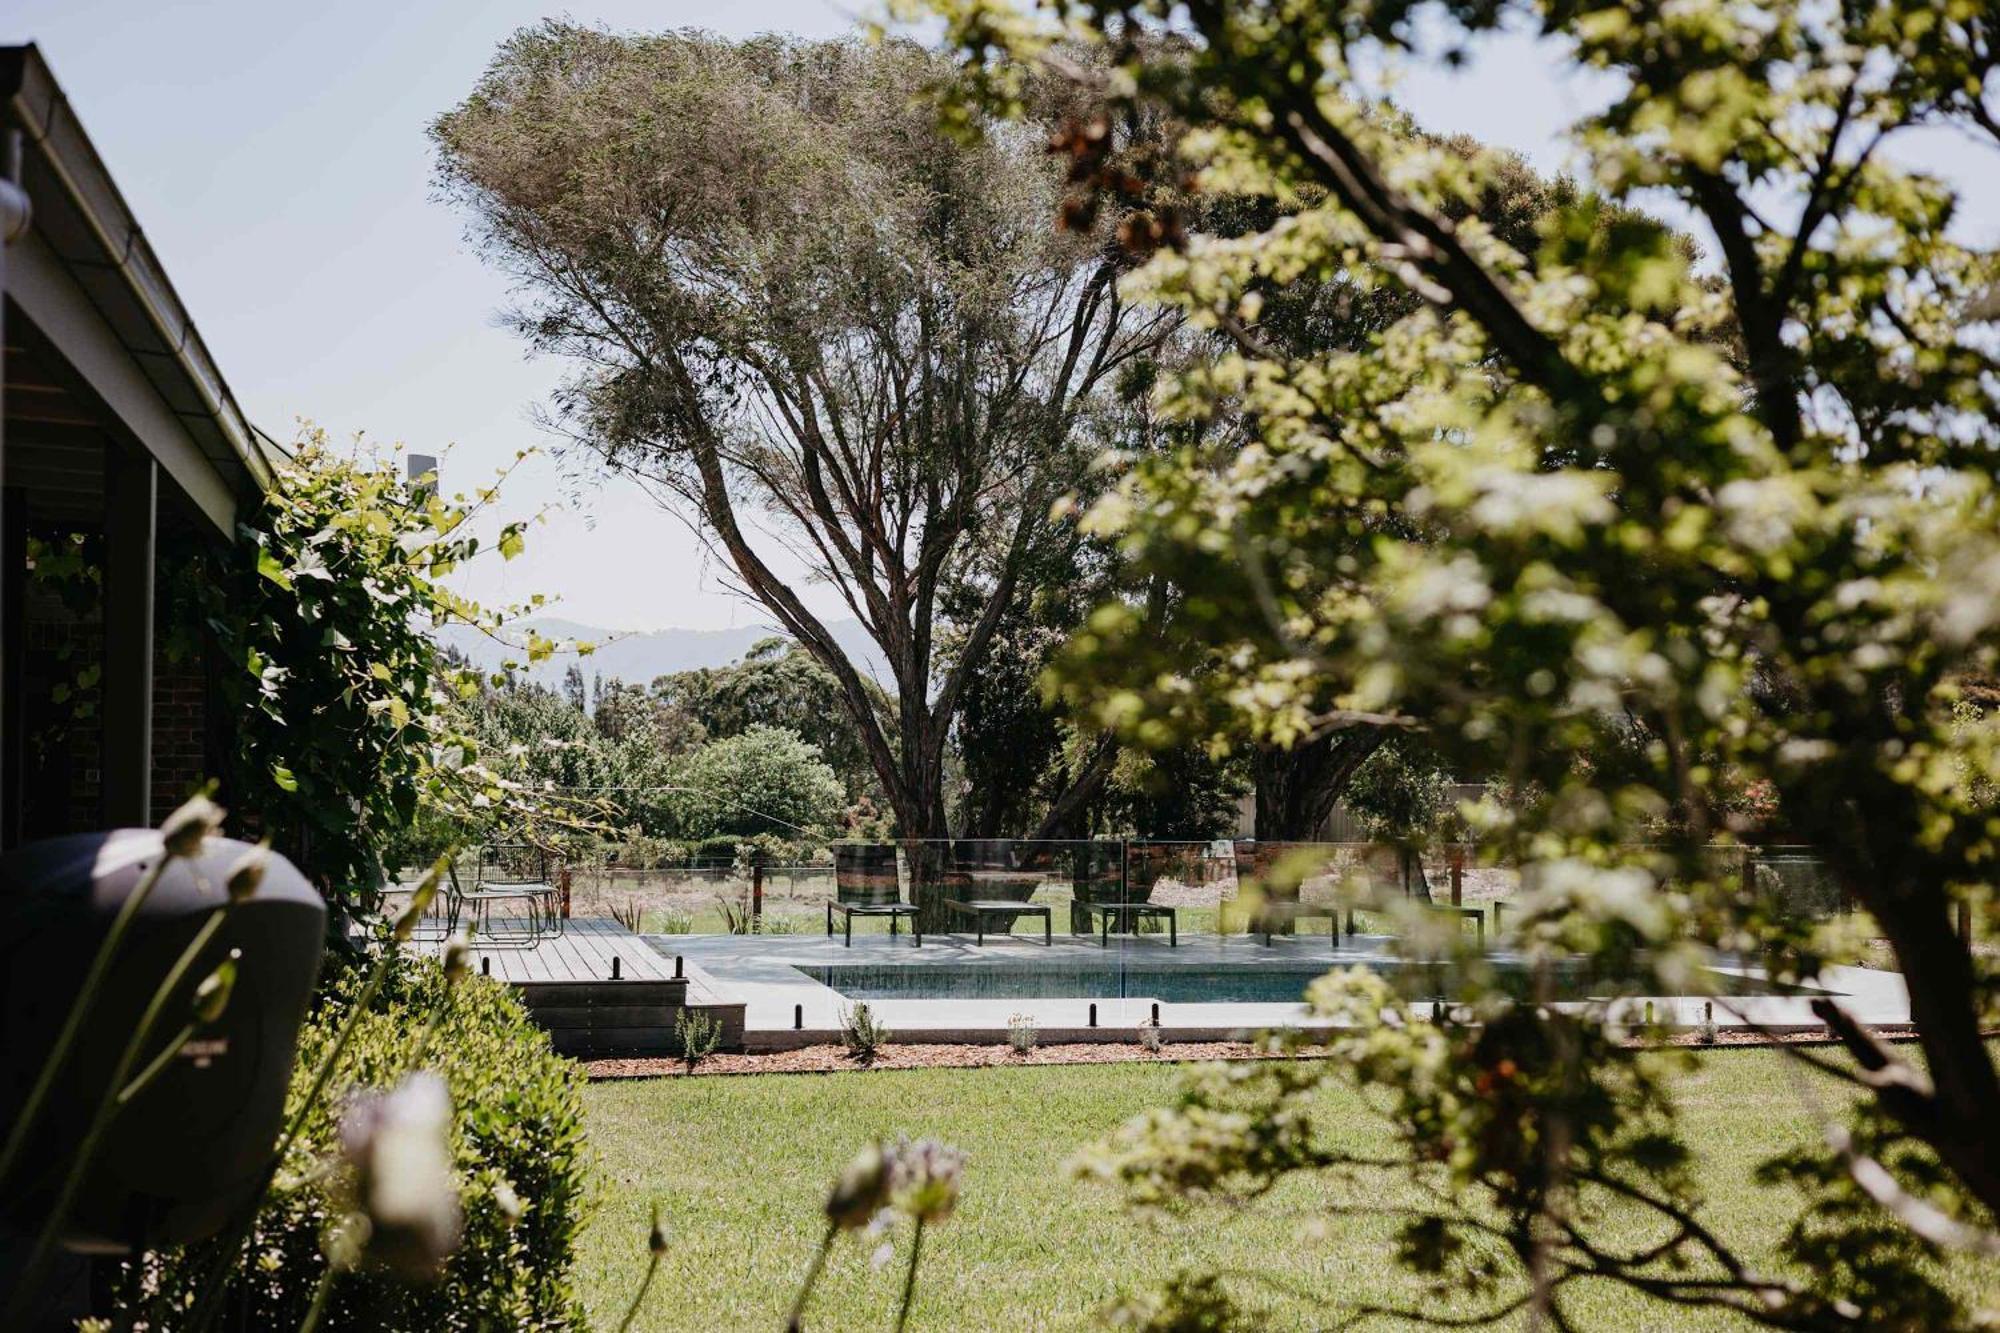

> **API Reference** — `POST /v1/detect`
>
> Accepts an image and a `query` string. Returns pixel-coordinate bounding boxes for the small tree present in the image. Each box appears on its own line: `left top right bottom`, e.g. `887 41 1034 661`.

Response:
668 725 846 842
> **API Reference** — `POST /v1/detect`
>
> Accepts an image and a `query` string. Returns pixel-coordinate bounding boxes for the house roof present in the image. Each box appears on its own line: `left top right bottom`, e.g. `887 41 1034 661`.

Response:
1 43 276 534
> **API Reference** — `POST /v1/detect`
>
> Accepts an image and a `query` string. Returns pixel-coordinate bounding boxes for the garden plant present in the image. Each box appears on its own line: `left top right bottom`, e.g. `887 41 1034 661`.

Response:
915 0 2000 1326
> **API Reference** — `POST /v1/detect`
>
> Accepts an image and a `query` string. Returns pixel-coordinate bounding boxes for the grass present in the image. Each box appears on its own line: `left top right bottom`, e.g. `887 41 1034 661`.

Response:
578 1047 1996 1331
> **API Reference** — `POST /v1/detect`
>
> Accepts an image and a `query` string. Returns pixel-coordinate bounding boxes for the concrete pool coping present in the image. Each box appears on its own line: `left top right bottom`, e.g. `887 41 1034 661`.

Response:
639 931 1912 1051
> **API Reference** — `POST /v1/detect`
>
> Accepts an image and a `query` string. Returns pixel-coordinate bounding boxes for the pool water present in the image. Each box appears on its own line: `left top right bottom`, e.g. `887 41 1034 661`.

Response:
798 960 1792 1005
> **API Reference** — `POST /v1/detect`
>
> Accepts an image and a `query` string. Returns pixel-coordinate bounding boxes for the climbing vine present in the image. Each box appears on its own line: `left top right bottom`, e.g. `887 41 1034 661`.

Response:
198 428 595 921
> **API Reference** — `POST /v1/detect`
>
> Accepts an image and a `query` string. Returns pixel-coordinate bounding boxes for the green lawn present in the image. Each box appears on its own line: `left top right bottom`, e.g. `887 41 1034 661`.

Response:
578 1050 1991 1331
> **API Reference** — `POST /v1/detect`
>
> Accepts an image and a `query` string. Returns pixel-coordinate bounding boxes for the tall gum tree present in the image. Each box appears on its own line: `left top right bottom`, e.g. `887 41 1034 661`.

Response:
433 29 1173 919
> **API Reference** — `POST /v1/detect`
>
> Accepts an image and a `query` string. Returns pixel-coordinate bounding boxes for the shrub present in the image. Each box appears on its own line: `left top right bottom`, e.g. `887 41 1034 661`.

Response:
653 907 695 934
674 1008 722 1073
123 956 589 1330
614 833 677 871
1006 1013 1038 1054
716 894 755 935
1137 1021 1165 1055
841 1002 891 1064
690 835 745 866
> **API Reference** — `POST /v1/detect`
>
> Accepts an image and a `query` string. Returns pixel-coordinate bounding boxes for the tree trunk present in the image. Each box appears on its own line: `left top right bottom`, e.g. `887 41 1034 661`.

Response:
1842 857 2000 1216
1031 735 1120 842
1252 728 1387 840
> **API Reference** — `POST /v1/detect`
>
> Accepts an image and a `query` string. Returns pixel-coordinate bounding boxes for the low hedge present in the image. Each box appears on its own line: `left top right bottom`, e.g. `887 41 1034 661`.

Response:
125 956 590 1330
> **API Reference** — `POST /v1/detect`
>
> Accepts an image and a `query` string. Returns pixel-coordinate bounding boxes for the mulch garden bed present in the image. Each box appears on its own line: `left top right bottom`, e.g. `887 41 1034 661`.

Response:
583 1025 1938 1081
585 1041 1253 1079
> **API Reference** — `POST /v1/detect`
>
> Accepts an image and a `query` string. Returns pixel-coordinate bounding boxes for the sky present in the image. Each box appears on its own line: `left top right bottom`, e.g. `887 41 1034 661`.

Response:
7 2 1996 632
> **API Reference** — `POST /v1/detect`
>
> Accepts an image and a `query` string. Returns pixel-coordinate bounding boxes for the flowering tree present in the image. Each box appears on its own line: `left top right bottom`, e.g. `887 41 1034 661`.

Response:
923 0 2000 1326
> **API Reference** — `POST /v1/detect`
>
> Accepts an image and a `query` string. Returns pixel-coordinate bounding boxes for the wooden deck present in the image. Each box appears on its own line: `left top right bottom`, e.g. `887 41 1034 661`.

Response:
416 917 744 1056
451 916 673 982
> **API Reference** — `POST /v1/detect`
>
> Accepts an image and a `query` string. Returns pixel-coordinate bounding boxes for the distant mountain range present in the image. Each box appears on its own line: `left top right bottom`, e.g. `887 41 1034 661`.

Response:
435 615 889 690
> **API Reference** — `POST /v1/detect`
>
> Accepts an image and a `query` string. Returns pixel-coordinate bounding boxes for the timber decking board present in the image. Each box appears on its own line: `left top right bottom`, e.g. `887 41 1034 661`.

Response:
438 918 679 984
409 917 736 1054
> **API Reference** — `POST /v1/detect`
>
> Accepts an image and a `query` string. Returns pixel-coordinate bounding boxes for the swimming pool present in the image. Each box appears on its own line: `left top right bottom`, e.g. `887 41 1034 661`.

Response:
798 958 1797 1005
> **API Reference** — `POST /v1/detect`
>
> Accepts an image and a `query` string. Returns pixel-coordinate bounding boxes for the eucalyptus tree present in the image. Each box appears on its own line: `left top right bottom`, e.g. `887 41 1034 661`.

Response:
434 28 1172 915
928 0 2000 1327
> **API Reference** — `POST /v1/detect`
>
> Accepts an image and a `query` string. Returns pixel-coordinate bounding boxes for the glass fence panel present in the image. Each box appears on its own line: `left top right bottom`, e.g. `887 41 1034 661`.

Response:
415 837 1863 1034
418 840 1852 933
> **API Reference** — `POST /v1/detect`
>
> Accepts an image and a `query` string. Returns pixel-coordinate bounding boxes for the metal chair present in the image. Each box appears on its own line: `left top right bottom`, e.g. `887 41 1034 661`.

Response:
451 844 560 947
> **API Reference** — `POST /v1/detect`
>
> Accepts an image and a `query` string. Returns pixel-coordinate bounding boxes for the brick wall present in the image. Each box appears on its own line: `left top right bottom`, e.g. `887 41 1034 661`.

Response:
151 655 210 819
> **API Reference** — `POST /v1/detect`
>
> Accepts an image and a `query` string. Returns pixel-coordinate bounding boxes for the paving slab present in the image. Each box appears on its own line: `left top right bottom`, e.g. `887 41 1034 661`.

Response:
640 932 1910 1049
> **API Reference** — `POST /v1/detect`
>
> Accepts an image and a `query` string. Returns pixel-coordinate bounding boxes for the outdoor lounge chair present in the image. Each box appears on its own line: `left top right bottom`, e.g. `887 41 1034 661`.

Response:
1366 846 1484 947
1071 840 1177 946
827 843 922 946
942 839 1052 945
1231 840 1341 946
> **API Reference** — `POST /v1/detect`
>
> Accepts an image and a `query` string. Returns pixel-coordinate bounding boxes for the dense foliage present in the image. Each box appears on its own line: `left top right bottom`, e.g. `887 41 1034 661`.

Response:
924 0 2000 1327
665 723 847 841
120 956 590 1330
414 669 853 855
197 432 570 917
653 639 881 798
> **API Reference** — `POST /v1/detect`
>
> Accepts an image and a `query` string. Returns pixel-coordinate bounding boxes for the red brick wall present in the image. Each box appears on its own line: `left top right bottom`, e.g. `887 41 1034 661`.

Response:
151 656 210 819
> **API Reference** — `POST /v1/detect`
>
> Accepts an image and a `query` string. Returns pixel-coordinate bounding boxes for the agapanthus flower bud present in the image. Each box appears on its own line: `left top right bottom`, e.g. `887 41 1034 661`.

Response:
394 854 451 942
226 843 269 904
491 1180 524 1227
442 933 472 986
160 793 225 858
338 1072 462 1279
649 1203 669 1254
192 951 241 1025
889 1137 964 1225
825 1141 894 1231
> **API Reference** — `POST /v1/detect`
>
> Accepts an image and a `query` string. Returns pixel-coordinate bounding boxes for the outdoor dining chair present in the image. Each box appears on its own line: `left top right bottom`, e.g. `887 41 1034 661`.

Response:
445 843 562 948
